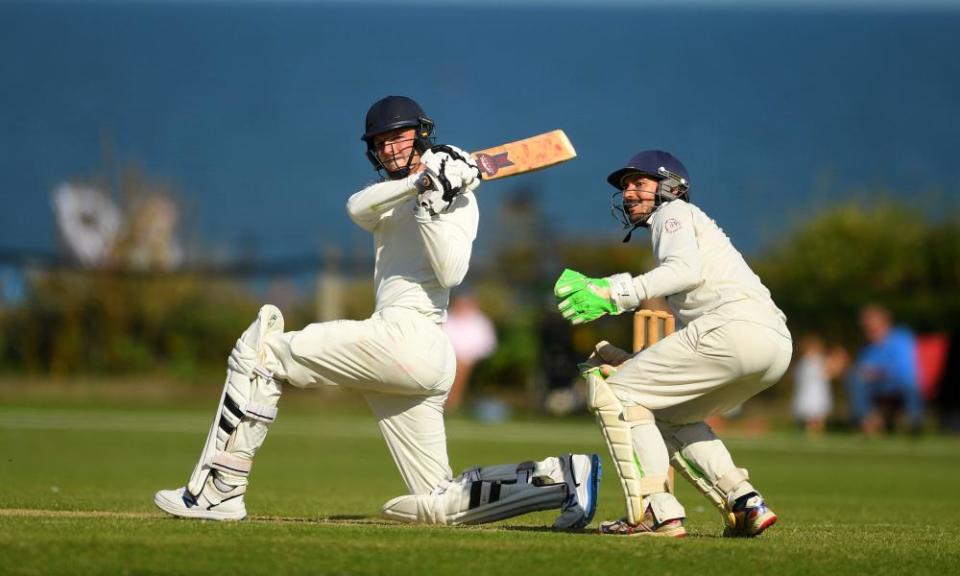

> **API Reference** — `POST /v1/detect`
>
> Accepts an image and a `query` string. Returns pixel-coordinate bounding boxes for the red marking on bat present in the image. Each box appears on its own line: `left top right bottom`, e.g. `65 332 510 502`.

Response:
475 153 514 177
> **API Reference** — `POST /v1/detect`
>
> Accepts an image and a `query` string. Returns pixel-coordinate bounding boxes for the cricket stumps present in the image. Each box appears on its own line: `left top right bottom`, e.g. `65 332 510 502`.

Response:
633 309 677 494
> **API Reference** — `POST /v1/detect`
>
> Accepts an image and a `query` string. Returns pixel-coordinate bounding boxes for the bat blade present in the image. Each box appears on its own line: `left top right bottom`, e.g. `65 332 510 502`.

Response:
471 129 576 181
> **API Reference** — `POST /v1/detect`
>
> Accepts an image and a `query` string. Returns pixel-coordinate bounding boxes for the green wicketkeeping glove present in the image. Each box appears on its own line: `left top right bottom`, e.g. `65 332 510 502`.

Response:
576 340 633 378
553 268 617 325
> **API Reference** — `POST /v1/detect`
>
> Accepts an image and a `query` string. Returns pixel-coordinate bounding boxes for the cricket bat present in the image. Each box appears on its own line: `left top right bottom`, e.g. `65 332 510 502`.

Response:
369 130 576 212
471 129 577 180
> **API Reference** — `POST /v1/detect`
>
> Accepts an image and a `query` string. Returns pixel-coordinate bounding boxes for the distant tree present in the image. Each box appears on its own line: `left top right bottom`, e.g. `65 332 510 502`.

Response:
754 203 960 342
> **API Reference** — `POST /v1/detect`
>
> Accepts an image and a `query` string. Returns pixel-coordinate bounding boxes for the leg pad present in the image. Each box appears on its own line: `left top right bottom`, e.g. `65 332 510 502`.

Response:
210 452 253 476
381 461 568 525
717 467 750 495
586 372 646 525
639 475 672 495
187 305 285 495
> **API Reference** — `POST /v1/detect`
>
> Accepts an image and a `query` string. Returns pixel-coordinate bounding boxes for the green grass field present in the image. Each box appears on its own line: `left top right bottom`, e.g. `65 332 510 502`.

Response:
2 394 959 575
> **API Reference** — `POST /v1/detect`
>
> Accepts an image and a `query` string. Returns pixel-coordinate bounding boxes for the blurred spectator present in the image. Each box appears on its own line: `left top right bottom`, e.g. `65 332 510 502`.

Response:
442 294 497 411
0 266 26 305
847 304 923 435
792 334 848 436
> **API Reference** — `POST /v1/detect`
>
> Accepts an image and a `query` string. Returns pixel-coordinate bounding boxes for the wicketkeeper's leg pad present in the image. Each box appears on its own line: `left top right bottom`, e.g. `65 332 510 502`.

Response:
659 421 756 527
624 403 685 523
586 370 684 525
578 340 633 377
586 371 643 524
187 305 285 496
380 459 568 525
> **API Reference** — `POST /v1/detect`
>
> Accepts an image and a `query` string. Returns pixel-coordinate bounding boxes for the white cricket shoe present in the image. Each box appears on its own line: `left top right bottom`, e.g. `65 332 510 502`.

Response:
552 453 601 530
154 476 247 521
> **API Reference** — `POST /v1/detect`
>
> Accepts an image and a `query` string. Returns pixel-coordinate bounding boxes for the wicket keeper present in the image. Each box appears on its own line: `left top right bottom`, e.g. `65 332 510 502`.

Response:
154 96 600 528
554 150 792 537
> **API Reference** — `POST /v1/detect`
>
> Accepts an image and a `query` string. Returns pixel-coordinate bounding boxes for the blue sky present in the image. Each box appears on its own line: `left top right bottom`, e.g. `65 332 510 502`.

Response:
1 0 957 266
20 0 960 5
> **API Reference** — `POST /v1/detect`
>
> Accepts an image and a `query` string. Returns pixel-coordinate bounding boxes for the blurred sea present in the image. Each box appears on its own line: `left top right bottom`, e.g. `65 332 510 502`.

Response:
1 1 958 264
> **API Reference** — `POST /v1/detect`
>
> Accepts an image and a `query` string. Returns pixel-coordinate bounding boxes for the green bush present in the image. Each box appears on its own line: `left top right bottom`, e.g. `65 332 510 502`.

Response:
0 272 259 377
755 203 960 340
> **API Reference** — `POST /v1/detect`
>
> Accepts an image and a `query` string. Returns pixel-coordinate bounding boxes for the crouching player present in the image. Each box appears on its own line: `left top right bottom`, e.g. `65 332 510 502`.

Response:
554 150 792 537
154 95 600 529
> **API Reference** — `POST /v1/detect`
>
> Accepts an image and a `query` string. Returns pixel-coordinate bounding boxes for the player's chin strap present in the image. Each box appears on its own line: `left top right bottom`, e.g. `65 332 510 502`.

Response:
611 191 650 243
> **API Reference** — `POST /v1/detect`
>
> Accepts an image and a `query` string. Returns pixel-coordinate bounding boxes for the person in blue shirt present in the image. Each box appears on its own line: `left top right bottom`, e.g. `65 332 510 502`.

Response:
847 304 923 434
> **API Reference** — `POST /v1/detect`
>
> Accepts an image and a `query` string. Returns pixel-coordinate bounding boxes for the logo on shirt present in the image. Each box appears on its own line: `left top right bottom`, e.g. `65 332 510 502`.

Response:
664 218 682 233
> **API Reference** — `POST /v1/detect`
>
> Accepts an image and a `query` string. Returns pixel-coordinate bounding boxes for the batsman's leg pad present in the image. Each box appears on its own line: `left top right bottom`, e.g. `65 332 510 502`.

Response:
552 453 602 530
381 460 567 525
660 421 756 527
187 305 285 495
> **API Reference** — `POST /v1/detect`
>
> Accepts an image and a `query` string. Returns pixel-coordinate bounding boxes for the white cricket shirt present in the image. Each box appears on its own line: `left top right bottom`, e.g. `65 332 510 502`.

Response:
632 200 786 327
347 178 479 323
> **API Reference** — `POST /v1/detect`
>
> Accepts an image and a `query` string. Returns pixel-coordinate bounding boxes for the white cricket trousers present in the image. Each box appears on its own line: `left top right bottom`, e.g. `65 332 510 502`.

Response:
607 301 793 423
264 306 456 495
605 300 792 516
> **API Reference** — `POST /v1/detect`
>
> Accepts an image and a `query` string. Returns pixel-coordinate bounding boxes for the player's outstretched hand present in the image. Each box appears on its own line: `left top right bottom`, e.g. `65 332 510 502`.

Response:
553 268 616 325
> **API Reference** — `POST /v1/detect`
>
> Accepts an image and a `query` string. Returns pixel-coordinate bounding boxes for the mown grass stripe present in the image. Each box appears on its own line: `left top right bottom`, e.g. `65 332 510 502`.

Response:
0 508 496 530
1 408 958 456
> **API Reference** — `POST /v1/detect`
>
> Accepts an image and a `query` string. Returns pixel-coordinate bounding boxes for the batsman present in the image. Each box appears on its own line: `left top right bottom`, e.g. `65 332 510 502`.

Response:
154 95 600 529
554 150 792 537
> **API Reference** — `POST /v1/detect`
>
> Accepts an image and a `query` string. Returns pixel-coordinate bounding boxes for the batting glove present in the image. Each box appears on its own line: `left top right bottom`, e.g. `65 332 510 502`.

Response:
411 158 477 218
436 144 481 184
553 268 640 325
422 144 481 202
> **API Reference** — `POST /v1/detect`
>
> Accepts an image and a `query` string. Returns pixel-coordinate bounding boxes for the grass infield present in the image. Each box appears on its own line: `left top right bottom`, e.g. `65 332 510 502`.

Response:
2 400 959 575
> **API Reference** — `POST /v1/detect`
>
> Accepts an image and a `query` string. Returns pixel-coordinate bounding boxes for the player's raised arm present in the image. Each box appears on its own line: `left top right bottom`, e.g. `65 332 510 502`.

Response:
413 144 481 288
346 174 427 232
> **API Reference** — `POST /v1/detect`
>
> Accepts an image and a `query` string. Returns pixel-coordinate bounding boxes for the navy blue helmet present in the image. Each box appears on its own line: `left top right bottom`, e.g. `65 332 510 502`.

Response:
606 150 690 195
361 95 435 179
